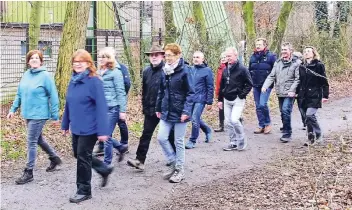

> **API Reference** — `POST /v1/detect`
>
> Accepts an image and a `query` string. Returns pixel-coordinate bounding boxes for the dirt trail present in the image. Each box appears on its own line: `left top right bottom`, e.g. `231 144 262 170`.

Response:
1 97 351 210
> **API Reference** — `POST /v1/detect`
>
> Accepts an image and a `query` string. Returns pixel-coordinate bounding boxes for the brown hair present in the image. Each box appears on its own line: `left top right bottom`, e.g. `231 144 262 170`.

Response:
98 47 116 70
255 38 268 47
303 46 320 62
71 49 97 77
164 43 182 55
26 50 44 65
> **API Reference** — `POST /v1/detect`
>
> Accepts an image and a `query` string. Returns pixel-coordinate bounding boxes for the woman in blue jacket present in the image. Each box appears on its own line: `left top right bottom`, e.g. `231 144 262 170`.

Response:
7 50 62 185
156 43 194 183
97 47 128 164
61 49 113 203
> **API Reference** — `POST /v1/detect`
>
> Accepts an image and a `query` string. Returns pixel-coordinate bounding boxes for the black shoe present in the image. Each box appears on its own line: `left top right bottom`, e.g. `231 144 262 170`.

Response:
15 168 34 185
46 156 62 172
280 134 292 143
117 144 128 162
69 194 92 203
214 127 224 132
101 166 114 187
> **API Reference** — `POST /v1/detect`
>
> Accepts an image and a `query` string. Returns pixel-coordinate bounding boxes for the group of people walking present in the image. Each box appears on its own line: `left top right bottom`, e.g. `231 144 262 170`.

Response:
7 37 329 203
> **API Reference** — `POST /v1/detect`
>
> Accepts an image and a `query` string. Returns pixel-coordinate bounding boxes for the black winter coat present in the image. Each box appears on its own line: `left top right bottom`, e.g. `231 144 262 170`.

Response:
297 59 329 108
142 61 164 116
218 62 253 102
156 58 195 123
248 50 277 88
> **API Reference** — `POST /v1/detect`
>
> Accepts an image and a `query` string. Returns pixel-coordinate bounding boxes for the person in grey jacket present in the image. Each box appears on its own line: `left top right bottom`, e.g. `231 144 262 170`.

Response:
97 47 128 165
262 42 301 142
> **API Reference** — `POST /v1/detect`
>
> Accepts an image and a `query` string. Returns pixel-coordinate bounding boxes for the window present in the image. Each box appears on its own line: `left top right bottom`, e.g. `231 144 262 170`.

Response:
21 41 53 58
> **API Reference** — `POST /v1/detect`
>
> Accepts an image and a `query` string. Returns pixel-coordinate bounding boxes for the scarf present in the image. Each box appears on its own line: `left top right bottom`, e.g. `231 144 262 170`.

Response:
71 69 90 83
163 59 180 75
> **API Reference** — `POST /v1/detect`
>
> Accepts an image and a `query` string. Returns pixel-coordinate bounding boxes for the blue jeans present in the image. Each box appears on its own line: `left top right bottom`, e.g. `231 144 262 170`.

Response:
157 120 187 170
278 97 294 136
189 103 211 143
104 106 122 165
118 119 128 145
26 119 57 169
253 87 272 128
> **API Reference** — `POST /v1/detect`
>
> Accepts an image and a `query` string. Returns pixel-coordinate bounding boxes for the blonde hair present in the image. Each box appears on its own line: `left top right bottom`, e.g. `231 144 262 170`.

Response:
303 46 320 62
98 47 117 70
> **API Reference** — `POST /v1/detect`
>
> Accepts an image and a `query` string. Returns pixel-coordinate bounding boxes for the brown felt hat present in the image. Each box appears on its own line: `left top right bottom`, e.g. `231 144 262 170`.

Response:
144 45 165 55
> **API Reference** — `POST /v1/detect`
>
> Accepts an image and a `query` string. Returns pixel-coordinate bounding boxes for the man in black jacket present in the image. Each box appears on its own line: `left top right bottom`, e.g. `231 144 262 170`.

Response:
218 47 253 151
127 46 174 170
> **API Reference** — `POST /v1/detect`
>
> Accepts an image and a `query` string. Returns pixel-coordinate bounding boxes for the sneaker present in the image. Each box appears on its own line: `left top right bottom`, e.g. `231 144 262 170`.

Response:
69 193 92 203
214 127 224 132
304 132 316 146
205 131 212 143
254 128 264 134
169 169 185 183
46 156 62 172
280 135 292 143
264 125 272 134
15 168 33 185
127 158 145 171
316 133 323 143
223 144 237 151
237 138 247 151
185 141 196 149
93 144 104 156
117 144 128 162
163 162 175 180
101 165 114 187
302 124 307 130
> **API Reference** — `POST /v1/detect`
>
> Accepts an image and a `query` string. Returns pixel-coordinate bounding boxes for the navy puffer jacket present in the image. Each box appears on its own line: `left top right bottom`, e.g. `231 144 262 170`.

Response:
249 50 277 88
189 63 214 105
156 58 195 123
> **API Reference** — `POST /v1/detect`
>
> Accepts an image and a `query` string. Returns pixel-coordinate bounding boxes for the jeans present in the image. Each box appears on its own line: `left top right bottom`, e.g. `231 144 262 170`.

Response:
278 97 294 136
72 134 111 195
136 115 175 163
224 98 246 145
157 120 187 170
189 103 211 143
253 87 272 128
104 105 120 165
25 119 58 169
301 107 321 135
118 119 129 145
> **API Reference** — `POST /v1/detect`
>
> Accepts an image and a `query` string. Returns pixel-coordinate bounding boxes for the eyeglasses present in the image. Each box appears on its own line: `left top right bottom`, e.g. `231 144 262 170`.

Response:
97 55 108 59
165 54 176 58
72 61 86 66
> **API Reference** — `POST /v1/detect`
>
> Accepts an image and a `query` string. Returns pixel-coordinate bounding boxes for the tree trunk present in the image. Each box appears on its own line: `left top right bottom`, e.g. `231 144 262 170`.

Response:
28 1 42 51
192 1 207 48
242 2 256 51
163 1 178 44
55 2 91 107
270 2 294 55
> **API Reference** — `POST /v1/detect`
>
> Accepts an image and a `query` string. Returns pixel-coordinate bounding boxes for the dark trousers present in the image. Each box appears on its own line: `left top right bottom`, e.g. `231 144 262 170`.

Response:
295 98 306 126
118 119 129 145
219 107 224 128
136 114 175 163
72 134 110 195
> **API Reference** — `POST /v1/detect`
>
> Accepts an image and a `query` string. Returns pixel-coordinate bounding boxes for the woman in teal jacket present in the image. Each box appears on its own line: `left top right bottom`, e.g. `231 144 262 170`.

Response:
7 50 62 185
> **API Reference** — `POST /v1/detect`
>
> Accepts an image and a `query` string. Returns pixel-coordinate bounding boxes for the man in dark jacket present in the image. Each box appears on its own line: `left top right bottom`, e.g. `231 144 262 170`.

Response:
218 47 253 151
127 46 174 170
249 38 277 134
185 51 214 149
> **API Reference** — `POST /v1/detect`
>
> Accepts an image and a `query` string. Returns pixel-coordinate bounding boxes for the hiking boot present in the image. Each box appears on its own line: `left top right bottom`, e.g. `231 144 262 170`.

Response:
264 125 272 134
163 162 175 180
214 127 224 132
15 168 33 185
117 144 128 162
169 169 185 183
223 144 237 151
205 131 212 143
237 138 247 151
254 128 264 134
69 194 92 203
280 134 292 143
127 158 145 171
93 144 104 156
185 141 196 149
46 156 62 172
101 165 114 187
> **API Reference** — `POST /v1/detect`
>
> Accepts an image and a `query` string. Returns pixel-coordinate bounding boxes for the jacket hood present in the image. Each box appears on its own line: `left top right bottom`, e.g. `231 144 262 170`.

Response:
29 66 47 73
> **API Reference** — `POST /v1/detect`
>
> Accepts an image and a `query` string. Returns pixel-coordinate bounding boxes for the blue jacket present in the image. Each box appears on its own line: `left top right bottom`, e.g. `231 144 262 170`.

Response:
98 68 127 112
61 72 109 136
10 66 59 120
117 62 131 94
248 50 277 88
156 58 195 123
189 63 214 105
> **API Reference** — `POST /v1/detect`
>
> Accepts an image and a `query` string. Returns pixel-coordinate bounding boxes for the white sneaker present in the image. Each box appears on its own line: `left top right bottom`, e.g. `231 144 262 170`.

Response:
163 162 175 180
169 169 185 183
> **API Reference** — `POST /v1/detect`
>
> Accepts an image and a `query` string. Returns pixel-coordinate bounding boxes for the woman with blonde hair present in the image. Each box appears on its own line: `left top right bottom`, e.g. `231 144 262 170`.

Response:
297 46 329 146
61 49 113 203
97 47 127 164
7 50 62 185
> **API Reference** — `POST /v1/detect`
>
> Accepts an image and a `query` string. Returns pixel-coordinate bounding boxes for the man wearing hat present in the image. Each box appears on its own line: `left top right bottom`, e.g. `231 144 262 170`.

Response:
127 45 175 170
